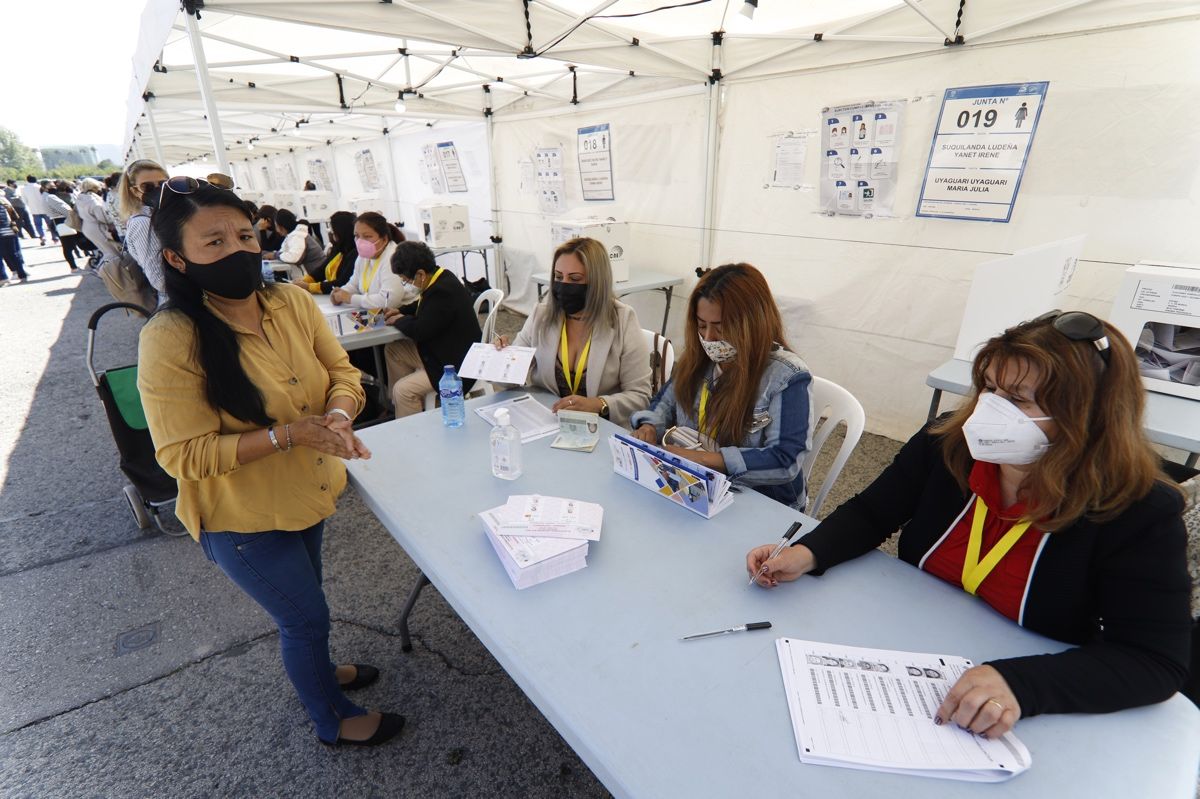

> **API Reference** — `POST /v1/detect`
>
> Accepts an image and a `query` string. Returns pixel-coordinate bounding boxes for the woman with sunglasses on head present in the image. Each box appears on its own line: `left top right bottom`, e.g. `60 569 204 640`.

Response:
117 159 170 298
382 240 482 417
137 176 406 748
329 211 414 310
630 263 815 509
747 312 1192 736
495 237 652 426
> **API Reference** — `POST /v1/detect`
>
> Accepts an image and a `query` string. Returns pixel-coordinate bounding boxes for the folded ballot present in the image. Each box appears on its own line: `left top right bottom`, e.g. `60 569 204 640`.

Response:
480 504 590 590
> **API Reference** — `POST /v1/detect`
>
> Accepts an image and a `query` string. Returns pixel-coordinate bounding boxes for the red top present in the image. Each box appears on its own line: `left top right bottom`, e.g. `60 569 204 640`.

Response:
922 461 1045 623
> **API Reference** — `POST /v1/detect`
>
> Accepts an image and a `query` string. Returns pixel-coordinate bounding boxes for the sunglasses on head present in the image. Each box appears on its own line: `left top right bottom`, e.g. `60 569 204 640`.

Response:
157 173 236 206
1033 309 1111 364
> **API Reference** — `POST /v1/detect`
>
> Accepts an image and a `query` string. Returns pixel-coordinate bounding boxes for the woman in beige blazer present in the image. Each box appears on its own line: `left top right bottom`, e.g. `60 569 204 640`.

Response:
498 237 651 427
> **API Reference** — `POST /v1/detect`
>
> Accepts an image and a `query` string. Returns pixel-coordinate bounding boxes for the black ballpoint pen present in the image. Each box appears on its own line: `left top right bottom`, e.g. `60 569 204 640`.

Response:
749 520 803 586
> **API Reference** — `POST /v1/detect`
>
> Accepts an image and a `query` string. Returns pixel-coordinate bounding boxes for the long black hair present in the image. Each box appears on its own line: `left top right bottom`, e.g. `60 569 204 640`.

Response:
325 210 357 263
153 183 274 426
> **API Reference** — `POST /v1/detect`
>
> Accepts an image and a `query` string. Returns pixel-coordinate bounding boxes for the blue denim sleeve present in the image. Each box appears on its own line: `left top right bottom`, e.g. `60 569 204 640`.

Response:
720 371 813 485
628 377 678 436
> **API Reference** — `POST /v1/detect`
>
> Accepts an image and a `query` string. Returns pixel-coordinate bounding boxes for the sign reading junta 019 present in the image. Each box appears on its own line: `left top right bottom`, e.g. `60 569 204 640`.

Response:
917 82 1049 223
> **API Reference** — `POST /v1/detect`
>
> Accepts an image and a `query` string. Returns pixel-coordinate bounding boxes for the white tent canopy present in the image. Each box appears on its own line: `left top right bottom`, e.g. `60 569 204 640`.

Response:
125 0 1200 438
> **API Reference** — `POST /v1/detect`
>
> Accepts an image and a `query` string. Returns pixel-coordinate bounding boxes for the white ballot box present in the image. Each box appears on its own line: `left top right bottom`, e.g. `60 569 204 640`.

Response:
419 202 471 248
1110 261 1200 401
347 193 381 215
550 217 630 282
301 191 336 222
269 191 302 214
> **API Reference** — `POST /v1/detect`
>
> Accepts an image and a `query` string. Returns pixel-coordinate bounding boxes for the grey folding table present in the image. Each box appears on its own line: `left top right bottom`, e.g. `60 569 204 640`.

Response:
531 269 684 336
926 358 1200 467
312 294 401 409
346 390 1200 799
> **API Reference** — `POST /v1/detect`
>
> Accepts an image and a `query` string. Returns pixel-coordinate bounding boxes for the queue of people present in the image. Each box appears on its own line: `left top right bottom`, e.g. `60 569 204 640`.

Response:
127 172 1192 751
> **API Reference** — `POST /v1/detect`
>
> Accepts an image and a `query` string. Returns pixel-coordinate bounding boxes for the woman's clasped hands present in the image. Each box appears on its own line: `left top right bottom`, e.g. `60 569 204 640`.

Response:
288 414 372 460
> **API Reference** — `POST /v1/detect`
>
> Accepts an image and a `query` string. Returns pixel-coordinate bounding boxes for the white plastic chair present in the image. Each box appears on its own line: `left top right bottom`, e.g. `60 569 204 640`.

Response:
800 375 866 518
640 328 675 395
422 287 506 411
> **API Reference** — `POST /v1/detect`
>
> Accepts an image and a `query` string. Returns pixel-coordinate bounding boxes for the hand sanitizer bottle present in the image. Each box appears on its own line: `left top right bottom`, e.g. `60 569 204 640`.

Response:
490 408 522 480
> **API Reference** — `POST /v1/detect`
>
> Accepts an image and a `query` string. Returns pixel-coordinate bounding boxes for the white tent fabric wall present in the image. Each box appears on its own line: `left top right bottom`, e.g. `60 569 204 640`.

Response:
123 0 1200 439
492 91 709 315
711 15 1200 437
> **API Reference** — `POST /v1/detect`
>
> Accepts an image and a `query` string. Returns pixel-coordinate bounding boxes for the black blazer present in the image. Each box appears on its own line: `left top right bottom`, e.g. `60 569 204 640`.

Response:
796 424 1192 718
390 269 482 391
311 248 357 294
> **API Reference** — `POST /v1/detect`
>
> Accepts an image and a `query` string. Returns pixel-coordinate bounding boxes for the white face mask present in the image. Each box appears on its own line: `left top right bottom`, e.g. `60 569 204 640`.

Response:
962 392 1052 465
699 334 737 363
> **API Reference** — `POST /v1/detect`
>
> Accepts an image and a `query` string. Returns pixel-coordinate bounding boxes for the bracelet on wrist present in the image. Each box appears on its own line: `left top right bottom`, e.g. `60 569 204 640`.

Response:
267 426 283 452
326 407 353 423
284 423 293 452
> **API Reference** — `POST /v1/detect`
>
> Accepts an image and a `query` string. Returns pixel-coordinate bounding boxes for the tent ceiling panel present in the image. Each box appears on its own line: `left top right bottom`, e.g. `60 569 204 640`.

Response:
128 0 1200 162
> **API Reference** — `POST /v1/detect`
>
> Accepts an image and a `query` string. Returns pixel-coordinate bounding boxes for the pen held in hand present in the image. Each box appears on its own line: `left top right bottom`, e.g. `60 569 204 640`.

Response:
749 520 803 586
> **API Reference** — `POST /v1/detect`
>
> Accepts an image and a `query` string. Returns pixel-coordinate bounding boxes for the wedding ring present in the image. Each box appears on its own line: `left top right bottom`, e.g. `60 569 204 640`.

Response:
986 699 1005 713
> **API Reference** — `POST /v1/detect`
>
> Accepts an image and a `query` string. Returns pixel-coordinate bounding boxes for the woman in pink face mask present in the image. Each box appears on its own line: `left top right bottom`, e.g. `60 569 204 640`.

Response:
329 211 412 309
746 312 1194 739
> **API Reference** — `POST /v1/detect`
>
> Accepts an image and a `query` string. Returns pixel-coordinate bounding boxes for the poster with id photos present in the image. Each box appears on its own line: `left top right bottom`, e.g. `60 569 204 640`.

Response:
820 99 905 218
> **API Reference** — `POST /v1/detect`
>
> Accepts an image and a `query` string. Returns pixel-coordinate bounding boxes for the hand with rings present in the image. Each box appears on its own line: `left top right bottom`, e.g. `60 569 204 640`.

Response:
551 394 600 414
934 664 1022 738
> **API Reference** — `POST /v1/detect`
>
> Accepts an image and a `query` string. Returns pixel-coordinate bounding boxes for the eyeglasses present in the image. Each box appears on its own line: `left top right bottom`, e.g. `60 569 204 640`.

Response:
158 173 235 206
1034 309 1111 364
137 180 165 196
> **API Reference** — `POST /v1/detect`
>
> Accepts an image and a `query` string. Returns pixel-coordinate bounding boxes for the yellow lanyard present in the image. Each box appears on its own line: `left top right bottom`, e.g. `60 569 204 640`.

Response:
360 253 384 293
324 252 342 283
699 381 712 435
417 267 445 308
559 322 592 396
962 496 1033 596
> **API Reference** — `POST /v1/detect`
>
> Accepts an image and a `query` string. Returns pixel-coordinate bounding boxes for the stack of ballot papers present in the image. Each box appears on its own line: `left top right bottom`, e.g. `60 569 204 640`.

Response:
479 495 603 589
776 638 1032 782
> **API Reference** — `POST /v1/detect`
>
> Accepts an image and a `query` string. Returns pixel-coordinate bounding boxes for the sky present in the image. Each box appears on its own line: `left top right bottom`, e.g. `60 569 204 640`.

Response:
0 0 148 153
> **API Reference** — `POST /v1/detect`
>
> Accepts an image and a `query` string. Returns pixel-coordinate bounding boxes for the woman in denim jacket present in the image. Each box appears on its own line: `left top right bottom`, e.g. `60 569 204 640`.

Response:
630 263 815 510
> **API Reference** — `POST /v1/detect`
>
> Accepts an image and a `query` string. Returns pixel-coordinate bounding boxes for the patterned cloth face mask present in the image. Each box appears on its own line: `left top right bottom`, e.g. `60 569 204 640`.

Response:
699 334 737 363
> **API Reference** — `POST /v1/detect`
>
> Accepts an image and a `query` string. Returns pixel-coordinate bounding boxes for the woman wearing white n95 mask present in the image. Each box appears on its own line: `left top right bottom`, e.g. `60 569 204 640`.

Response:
747 311 1192 739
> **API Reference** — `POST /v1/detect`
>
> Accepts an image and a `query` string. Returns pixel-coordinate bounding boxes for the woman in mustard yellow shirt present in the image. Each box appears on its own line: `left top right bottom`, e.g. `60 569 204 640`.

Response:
137 178 404 748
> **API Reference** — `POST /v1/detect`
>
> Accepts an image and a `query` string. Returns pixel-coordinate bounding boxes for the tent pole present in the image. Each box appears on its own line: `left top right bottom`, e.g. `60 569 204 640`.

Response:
381 121 404 224
183 11 232 176
484 85 505 293
700 33 724 270
144 100 168 167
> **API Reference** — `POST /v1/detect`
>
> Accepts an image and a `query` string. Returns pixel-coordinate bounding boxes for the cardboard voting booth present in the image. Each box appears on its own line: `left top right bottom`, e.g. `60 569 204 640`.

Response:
419 202 471 248
1109 261 1200 401
953 236 1083 362
550 218 631 283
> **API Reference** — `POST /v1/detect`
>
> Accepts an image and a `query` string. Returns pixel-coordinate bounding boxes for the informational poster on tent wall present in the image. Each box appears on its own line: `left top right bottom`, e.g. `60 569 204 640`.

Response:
437 141 469 193
258 165 274 191
916 82 1049 223
307 158 334 192
577 123 615 201
819 100 904 217
355 148 381 192
421 143 447 193
535 146 566 214
766 132 813 189
274 161 298 191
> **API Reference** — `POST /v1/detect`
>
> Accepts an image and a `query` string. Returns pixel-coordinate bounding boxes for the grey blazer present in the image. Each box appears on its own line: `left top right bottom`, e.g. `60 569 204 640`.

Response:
513 299 652 428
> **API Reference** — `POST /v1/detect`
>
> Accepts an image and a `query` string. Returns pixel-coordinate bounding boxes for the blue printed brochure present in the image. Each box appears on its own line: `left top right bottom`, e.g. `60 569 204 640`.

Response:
608 433 734 518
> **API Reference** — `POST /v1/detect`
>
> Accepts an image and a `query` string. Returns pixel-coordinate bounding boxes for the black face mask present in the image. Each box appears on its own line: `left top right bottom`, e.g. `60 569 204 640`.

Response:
552 281 588 316
142 190 160 211
181 248 263 300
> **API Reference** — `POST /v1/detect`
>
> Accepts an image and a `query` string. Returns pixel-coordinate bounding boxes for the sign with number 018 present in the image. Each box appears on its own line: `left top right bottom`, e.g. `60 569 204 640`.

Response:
916 82 1049 223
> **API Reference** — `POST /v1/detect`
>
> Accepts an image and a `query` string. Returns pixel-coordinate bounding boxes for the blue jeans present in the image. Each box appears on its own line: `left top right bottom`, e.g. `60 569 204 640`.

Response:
32 214 58 241
200 522 365 741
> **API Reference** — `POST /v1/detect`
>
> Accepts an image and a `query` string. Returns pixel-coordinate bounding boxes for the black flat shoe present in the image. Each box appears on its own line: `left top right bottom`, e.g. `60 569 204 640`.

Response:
338 664 380 691
322 712 405 748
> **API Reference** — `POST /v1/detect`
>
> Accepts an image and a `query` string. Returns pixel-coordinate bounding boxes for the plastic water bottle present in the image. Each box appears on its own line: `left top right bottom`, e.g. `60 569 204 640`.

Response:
490 408 522 480
439 365 465 428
